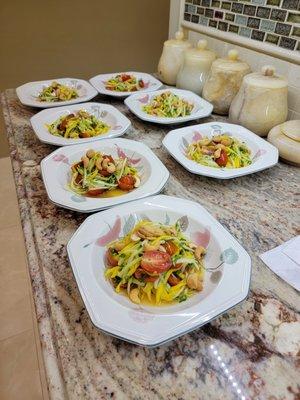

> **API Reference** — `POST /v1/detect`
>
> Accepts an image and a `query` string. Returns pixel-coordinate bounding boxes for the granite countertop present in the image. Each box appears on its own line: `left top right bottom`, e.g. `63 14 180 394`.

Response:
1 89 299 400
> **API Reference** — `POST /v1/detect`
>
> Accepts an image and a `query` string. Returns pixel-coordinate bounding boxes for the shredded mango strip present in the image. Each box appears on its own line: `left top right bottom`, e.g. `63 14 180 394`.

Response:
39 81 78 102
105 220 205 305
142 91 194 118
186 134 252 169
47 110 110 139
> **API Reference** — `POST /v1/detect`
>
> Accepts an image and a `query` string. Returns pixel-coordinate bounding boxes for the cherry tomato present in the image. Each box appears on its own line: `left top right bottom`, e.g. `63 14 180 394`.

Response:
118 175 135 191
121 74 131 82
139 79 145 88
144 275 158 283
87 188 105 196
215 149 228 167
168 274 181 286
141 251 172 274
79 132 90 138
58 114 75 131
163 241 178 256
99 169 111 177
134 268 158 282
106 249 118 267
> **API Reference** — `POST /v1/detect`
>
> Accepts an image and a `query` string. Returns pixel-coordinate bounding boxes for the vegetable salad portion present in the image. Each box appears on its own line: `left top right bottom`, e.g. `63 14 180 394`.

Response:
47 110 110 139
142 91 194 118
105 220 205 305
186 134 252 168
69 149 140 197
38 81 78 102
105 74 145 92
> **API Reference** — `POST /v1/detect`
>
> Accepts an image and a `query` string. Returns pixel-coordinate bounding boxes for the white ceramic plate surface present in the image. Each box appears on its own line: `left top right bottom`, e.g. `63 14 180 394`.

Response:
67 195 251 346
30 102 131 146
163 122 279 179
89 72 162 98
16 78 98 108
124 88 213 125
41 139 169 212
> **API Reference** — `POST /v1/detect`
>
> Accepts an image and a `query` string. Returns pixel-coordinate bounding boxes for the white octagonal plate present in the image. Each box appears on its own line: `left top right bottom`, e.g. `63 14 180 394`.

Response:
30 102 131 146
67 195 251 346
124 88 213 125
89 71 162 98
16 77 98 108
41 138 169 212
163 122 279 179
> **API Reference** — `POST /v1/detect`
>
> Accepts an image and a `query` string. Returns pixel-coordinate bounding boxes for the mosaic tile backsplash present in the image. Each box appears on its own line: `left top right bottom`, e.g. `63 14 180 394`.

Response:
184 0 300 51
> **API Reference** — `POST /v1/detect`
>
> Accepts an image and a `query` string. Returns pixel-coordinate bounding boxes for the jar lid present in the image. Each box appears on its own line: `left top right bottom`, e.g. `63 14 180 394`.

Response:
213 49 250 72
184 39 217 62
244 66 288 89
164 30 192 49
281 120 300 142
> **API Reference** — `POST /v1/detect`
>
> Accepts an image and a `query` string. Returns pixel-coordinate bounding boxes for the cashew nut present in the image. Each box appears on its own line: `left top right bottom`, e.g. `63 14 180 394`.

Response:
134 176 141 188
212 135 222 143
81 156 89 168
187 273 203 291
107 163 116 173
129 288 141 304
95 158 103 170
143 242 159 251
137 225 165 239
102 158 109 169
131 233 141 242
195 245 206 261
86 149 95 159
198 138 211 146
112 241 126 252
214 148 221 159
220 137 233 146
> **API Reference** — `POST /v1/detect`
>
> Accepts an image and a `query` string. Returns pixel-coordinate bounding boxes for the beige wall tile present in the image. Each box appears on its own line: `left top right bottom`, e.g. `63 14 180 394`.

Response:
0 329 43 400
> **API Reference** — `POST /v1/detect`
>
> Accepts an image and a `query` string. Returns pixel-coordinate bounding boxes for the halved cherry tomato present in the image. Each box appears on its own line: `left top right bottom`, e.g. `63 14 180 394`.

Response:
138 79 145 88
118 175 135 191
168 274 181 286
58 114 75 131
144 275 158 282
163 241 178 256
134 268 158 282
79 132 90 138
87 188 105 196
121 74 131 82
99 169 111 177
216 149 228 167
106 249 118 267
141 251 172 274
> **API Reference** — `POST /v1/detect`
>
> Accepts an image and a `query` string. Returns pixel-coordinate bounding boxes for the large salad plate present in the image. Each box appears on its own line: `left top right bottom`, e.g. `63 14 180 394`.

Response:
30 102 131 146
41 138 169 212
16 78 98 108
163 122 279 179
89 71 162 98
67 195 251 346
124 88 213 125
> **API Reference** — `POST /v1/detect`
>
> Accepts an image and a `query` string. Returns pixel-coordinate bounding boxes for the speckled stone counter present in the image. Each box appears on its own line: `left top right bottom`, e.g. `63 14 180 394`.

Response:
1 89 299 400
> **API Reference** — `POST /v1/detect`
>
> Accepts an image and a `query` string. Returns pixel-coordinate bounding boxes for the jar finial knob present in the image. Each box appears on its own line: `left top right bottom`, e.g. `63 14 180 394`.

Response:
262 65 275 76
197 39 207 50
175 30 184 40
228 49 239 61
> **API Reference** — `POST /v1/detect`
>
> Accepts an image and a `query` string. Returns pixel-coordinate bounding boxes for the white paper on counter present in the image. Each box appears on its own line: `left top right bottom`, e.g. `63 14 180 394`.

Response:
260 236 300 292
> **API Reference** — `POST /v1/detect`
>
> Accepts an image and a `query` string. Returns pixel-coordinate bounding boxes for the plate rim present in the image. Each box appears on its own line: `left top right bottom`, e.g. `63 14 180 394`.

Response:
67 194 251 346
162 121 279 179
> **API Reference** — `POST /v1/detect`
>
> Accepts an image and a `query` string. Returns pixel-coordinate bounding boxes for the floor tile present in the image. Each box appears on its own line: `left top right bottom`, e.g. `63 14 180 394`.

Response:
0 329 43 400
0 157 21 228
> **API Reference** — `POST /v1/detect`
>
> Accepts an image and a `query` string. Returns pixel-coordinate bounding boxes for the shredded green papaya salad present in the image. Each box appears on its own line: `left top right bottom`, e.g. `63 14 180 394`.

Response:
105 220 205 305
142 91 194 118
47 110 110 139
186 134 252 168
105 74 145 92
38 81 78 102
69 149 140 197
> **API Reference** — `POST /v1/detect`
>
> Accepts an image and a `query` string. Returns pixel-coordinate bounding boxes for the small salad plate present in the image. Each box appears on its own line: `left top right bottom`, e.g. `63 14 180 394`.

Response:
67 195 251 346
41 138 169 212
163 122 279 179
16 78 98 108
30 102 131 146
124 88 213 125
89 72 162 98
